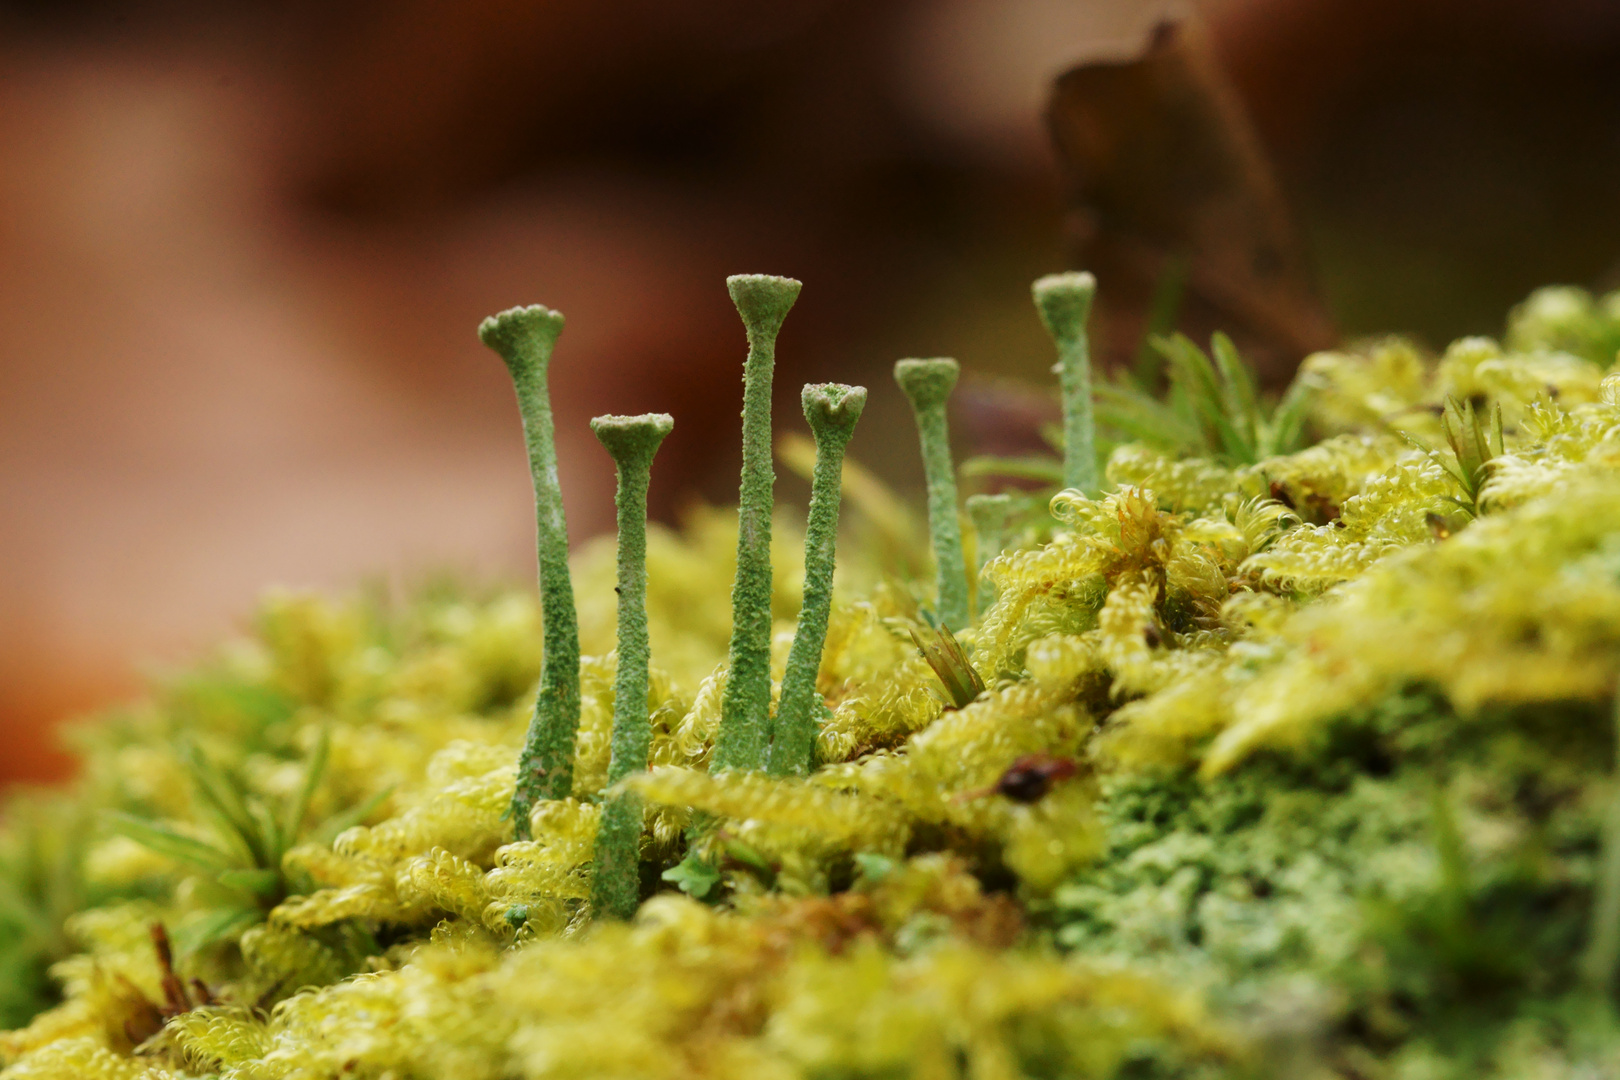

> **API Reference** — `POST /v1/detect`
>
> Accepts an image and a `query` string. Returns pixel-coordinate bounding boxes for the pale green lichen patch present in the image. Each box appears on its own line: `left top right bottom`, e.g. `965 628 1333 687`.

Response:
8 282 1620 1078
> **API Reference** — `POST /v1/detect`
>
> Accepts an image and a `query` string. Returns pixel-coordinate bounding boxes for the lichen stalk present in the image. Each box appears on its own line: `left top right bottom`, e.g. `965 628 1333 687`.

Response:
966 493 1013 619
895 357 970 631
713 274 803 773
587 413 673 920
1033 271 1099 496
767 384 866 777
479 305 580 837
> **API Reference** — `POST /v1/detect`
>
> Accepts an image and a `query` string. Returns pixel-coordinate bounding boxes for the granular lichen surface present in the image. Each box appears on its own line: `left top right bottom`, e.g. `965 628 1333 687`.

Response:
4 284 1620 1077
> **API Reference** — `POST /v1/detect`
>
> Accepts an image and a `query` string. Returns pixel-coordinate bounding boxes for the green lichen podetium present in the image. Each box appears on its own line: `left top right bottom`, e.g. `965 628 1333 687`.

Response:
895 357 970 631
712 273 802 774
588 413 673 920
1033 271 1099 496
479 305 580 837
766 383 867 777
965 492 1013 619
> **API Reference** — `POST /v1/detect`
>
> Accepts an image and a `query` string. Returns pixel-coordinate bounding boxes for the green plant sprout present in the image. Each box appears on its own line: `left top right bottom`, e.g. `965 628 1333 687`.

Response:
587 413 673 920
481 304 581 835
1429 394 1506 517
894 357 970 631
713 274 803 774
1033 271 1100 495
965 492 1012 618
1093 332 1313 466
766 383 866 777
107 733 385 951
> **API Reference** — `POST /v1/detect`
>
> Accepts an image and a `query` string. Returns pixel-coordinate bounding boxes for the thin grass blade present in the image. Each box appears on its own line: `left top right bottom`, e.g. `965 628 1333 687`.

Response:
1264 375 1315 458
282 727 331 854
1210 332 1260 442
106 812 237 873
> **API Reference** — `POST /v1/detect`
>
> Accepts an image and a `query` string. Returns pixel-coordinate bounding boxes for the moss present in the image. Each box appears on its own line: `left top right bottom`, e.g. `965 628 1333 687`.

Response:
6 280 1620 1078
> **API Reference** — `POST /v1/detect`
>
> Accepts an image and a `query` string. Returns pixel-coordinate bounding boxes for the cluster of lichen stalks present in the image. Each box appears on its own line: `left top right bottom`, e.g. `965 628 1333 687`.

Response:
487 271 1099 920
10 276 1620 1078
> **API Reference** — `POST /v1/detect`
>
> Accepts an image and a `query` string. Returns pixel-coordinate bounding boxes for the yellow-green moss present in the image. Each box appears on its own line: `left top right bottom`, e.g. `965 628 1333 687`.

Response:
6 283 1620 1078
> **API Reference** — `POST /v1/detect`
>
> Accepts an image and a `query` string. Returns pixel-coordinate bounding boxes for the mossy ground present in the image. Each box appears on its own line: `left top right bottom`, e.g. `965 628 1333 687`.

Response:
6 286 1620 1078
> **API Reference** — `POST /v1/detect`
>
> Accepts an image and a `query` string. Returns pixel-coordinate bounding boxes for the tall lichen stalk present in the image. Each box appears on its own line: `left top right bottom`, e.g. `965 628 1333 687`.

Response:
588 413 673 920
1033 271 1099 496
480 305 581 837
895 358 970 631
713 274 802 773
766 383 866 777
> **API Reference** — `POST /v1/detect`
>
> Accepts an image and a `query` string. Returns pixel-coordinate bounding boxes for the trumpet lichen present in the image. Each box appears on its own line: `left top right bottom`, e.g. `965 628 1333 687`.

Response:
587 412 673 921
480 305 581 830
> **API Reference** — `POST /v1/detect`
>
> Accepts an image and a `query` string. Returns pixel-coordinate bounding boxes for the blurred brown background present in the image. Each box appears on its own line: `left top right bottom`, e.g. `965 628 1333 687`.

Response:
3 0 1619 782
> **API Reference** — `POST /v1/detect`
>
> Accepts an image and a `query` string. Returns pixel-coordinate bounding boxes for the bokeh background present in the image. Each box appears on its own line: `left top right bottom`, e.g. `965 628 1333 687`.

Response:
3 0 1619 782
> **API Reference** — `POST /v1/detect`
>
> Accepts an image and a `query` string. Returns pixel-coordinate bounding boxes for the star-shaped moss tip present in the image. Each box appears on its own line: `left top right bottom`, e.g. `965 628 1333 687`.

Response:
893 358 959 412
727 275 802 341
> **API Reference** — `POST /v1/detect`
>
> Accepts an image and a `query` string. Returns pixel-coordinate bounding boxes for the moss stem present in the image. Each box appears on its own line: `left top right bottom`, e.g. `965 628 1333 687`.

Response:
588 413 673 920
966 493 1013 620
1033 272 1099 496
895 358 969 631
713 274 802 773
479 305 580 838
767 384 866 777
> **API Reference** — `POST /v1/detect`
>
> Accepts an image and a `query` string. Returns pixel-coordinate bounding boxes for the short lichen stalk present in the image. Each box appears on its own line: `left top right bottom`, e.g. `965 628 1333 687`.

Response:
588 413 673 920
895 358 970 631
480 305 581 838
713 274 802 773
966 493 1013 620
1033 271 1099 496
766 384 866 777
